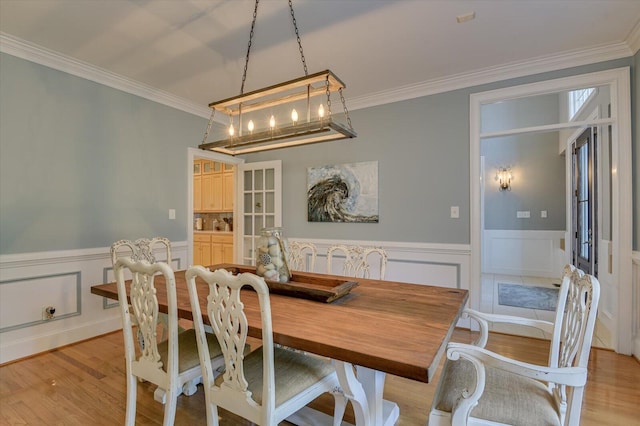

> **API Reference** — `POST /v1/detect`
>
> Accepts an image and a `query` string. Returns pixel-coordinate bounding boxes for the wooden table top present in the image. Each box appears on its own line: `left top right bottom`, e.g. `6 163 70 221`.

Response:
91 263 468 383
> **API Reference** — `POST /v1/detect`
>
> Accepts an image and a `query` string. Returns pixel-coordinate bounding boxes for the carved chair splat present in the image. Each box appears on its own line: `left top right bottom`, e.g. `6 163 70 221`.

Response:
185 266 346 426
326 245 388 280
287 241 317 272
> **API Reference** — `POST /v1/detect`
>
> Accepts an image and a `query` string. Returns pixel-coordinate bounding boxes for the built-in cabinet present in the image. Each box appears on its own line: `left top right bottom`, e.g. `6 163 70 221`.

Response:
194 233 233 266
194 159 235 265
193 160 234 213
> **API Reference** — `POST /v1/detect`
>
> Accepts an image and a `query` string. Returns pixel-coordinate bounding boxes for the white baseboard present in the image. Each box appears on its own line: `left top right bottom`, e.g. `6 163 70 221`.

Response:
0 317 121 364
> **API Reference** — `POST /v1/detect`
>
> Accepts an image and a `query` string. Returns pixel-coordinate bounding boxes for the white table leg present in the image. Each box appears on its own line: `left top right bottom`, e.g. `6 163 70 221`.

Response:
334 360 371 425
355 365 385 424
286 361 400 426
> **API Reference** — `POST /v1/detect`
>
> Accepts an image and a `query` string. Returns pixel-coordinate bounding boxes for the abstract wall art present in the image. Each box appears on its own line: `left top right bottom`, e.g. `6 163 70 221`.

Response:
307 161 379 223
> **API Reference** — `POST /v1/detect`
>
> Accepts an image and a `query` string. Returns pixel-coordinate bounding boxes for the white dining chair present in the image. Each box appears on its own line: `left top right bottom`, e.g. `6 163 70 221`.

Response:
111 237 172 266
114 257 225 426
111 237 173 343
287 241 317 272
185 266 344 426
326 244 388 280
429 265 600 426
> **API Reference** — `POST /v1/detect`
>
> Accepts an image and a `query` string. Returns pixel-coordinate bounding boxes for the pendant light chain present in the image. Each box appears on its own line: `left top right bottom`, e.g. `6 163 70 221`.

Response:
201 109 216 145
339 88 353 130
288 0 308 77
325 75 332 118
240 0 260 95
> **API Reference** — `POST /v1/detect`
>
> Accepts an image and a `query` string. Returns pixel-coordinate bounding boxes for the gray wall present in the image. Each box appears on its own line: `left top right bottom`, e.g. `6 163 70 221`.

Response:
241 91 472 244
482 133 566 230
481 93 565 231
0 53 205 254
0 51 636 254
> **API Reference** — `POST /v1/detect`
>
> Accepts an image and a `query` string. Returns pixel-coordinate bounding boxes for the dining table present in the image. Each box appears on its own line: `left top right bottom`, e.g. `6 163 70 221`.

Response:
91 263 468 426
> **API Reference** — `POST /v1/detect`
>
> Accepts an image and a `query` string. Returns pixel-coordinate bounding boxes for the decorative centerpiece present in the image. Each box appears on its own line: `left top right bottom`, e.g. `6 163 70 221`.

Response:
255 227 291 283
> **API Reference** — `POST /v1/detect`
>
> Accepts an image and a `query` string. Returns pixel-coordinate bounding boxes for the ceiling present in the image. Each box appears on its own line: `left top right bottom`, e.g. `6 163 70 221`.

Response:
1 0 639 117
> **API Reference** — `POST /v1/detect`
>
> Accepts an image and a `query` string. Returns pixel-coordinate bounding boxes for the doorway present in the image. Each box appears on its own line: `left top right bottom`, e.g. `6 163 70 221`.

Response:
187 148 244 267
470 67 633 355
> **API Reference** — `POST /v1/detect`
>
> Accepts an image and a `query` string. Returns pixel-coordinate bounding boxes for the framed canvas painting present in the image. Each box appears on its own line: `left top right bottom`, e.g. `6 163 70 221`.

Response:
307 161 379 223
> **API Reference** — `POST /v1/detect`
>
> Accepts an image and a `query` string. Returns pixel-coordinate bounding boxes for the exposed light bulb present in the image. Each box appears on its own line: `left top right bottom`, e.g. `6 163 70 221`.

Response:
228 123 235 136
269 115 276 129
247 120 254 133
291 109 298 124
318 104 325 118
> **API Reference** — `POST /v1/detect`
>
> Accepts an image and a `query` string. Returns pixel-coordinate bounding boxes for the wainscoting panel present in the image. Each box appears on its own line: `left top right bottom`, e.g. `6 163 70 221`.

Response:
0 239 469 364
0 271 81 332
482 230 566 277
0 242 188 364
294 238 471 291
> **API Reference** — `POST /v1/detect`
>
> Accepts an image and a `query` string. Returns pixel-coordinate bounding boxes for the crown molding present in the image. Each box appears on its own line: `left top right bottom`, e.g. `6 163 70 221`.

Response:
1 32 634 116
348 41 634 111
0 32 213 119
627 20 640 55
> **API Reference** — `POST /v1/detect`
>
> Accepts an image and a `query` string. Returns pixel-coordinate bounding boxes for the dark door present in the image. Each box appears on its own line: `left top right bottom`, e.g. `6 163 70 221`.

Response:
572 127 597 275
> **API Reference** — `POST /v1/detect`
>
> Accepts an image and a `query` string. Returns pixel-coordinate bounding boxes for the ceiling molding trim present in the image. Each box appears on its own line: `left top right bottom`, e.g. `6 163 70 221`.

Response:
348 41 633 111
0 32 214 120
1 32 633 117
627 20 640 55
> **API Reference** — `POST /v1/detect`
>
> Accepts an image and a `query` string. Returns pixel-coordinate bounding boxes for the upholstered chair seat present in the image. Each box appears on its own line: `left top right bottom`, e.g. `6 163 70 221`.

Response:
433 358 561 426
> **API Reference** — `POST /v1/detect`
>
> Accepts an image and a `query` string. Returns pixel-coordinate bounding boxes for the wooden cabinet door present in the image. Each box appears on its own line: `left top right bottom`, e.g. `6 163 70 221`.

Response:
194 175 202 211
202 174 214 211
212 173 223 211
210 241 223 264
223 171 234 211
201 242 212 266
222 243 234 263
194 234 212 266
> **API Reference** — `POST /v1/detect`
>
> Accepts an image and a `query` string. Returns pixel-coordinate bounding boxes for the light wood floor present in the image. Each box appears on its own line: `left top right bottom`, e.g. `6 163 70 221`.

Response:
1 329 638 425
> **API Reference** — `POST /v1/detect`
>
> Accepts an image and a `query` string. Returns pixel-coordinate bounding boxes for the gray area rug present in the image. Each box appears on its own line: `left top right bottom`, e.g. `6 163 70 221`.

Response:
498 283 559 311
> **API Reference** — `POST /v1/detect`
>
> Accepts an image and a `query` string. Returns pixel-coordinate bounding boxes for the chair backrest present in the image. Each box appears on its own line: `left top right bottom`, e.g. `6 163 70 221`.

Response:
111 237 172 267
326 245 387 280
287 241 317 272
550 266 600 425
185 267 276 421
114 257 179 386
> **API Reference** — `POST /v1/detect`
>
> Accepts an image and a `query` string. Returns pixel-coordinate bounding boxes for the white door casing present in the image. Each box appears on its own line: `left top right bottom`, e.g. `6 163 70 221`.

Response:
470 67 633 355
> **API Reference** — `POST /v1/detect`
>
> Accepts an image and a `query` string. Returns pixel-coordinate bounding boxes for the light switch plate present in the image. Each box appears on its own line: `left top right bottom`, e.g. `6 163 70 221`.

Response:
450 206 459 218
516 211 530 218
169 209 176 220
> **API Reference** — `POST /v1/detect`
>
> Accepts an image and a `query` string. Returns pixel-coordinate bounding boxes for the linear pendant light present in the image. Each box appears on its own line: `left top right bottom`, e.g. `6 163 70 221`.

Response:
199 0 356 155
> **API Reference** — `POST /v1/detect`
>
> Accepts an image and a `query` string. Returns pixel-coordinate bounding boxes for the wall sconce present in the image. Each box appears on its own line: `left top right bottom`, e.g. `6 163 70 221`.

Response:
496 167 513 191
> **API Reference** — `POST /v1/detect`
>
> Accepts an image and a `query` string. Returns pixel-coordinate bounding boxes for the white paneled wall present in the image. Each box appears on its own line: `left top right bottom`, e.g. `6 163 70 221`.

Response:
0 243 187 364
0 239 470 364
482 230 566 277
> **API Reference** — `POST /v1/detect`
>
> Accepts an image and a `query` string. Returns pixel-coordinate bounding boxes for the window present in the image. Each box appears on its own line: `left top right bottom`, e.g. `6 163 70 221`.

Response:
568 88 595 120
